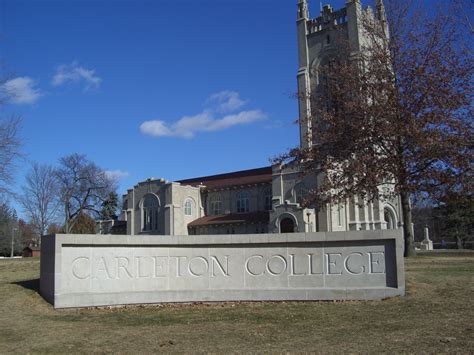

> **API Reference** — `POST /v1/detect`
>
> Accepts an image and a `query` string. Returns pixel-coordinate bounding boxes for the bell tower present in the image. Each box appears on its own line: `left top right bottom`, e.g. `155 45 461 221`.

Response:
296 0 388 148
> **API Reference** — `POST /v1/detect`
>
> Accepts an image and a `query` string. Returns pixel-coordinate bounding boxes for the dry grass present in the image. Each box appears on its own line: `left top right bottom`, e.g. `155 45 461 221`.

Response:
0 253 472 353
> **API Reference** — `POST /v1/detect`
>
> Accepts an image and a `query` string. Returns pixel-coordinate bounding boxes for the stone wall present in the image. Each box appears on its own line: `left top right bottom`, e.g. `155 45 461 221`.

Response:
40 230 404 308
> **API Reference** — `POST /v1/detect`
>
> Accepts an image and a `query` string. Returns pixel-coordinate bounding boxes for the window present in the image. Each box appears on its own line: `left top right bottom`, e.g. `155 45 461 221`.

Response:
236 191 250 213
296 184 308 205
264 188 272 211
209 195 222 215
384 208 396 229
142 194 159 231
337 206 343 226
184 199 193 216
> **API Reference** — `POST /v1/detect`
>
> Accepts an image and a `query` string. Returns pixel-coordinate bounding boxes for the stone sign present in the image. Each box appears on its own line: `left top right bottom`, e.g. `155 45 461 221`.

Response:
40 230 405 308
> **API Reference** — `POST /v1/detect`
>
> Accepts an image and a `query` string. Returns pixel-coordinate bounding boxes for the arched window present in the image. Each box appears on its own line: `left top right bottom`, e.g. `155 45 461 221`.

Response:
236 191 250 213
384 207 396 229
209 195 222 215
142 194 159 231
184 198 194 216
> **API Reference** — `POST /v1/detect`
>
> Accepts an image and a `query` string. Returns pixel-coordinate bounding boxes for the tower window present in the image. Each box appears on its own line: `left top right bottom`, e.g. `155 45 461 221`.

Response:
326 35 331 45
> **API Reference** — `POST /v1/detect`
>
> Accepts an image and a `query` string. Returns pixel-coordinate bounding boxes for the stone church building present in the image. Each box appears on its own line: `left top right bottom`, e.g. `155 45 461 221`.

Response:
111 0 402 236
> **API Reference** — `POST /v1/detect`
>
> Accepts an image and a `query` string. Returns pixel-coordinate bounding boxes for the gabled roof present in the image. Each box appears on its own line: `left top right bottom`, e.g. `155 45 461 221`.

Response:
177 166 272 190
188 211 269 227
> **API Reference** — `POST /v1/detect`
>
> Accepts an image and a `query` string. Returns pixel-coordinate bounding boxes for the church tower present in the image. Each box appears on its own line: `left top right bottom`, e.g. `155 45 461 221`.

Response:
296 0 388 149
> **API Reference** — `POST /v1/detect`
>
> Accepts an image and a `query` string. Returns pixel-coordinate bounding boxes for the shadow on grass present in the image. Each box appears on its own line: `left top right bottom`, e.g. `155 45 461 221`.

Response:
14 278 40 292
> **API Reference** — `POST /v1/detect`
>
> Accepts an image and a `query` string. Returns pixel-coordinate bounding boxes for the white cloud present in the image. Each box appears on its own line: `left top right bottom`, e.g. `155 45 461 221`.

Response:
105 170 130 180
52 61 102 89
2 77 42 104
140 91 266 139
140 110 266 139
206 90 247 113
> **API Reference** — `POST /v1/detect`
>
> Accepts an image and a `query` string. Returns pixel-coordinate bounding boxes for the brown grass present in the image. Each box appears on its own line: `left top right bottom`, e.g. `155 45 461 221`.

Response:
0 253 473 353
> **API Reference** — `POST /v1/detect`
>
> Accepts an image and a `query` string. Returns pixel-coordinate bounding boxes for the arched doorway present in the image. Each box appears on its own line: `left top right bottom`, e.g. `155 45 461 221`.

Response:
280 218 295 233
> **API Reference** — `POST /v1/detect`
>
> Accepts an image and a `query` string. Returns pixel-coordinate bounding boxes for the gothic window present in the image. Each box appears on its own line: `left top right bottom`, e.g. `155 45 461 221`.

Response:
236 191 250 213
384 207 396 229
184 198 194 216
142 194 159 231
209 195 222 215
295 183 308 206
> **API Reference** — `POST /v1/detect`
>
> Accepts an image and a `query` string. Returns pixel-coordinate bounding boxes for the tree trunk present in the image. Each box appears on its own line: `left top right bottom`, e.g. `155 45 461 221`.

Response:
456 235 464 249
401 191 416 257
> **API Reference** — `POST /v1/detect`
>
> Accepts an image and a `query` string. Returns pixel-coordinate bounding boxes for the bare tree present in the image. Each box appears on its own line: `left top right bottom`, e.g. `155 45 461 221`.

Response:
282 1 473 256
19 162 61 242
55 154 117 233
0 117 22 196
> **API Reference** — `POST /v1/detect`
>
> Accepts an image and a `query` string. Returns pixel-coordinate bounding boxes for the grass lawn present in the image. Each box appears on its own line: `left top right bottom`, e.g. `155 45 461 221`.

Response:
0 253 472 353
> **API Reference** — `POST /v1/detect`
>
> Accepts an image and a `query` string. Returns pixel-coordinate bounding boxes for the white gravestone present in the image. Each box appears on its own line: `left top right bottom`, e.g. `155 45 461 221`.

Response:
420 227 434 251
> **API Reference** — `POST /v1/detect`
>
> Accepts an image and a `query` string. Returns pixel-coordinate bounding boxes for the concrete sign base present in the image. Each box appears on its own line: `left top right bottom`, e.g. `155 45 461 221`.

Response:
40 230 405 308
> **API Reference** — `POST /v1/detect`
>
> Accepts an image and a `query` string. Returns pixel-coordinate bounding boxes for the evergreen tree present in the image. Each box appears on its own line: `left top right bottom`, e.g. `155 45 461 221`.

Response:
438 194 474 249
99 192 119 221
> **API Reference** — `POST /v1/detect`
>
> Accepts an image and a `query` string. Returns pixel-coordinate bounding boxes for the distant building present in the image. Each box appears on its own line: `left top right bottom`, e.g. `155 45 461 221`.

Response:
22 246 41 258
108 0 402 236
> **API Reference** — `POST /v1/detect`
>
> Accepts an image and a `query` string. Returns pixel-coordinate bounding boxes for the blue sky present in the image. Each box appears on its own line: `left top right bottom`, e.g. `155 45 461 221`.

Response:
0 0 349 210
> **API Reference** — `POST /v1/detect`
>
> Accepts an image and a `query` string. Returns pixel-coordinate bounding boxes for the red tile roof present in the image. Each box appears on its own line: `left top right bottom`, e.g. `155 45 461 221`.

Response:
188 211 269 227
177 166 272 190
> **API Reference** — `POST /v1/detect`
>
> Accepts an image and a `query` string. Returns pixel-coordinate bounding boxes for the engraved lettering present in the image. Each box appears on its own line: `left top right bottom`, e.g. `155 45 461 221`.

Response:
266 255 287 276
326 253 343 275
171 256 187 277
369 252 385 274
93 257 113 280
135 256 151 278
245 255 265 276
188 256 209 277
344 252 365 275
211 255 229 277
153 256 168 277
115 257 134 279
290 254 305 276
72 257 90 279
308 253 323 275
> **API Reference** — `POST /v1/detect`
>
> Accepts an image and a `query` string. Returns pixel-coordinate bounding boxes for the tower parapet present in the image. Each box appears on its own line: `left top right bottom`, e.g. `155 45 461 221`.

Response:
307 5 348 34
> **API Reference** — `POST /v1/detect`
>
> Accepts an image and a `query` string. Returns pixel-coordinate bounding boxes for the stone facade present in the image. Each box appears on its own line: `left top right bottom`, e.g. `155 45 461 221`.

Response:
121 168 272 236
109 0 402 237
